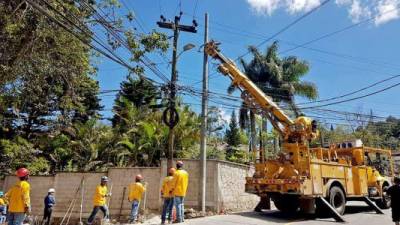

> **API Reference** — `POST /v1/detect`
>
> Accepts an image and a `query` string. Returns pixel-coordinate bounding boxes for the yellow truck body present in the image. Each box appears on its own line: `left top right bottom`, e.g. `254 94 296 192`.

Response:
245 142 394 214
203 40 394 215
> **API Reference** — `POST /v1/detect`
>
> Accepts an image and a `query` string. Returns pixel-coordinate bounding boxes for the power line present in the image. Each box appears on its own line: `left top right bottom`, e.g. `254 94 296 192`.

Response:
279 4 400 55
192 0 200 19
237 0 331 60
298 74 400 105
300 81 400 109
181 71 400 110
80 0 171 83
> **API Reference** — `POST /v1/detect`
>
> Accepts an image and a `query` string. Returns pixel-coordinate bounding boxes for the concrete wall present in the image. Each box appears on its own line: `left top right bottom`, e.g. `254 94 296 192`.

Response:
160 159 218 210
2 176 55 216
0 159 259 220
107 167 160 220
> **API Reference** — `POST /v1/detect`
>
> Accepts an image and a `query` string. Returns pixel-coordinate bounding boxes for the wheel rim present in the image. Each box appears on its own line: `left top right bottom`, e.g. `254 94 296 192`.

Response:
333 193 344 209
383 191 391 204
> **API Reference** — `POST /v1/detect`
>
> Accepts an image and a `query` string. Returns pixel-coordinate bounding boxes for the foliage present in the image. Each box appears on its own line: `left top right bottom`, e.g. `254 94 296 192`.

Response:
320 116 400 150
226 146 249 164
0 137 50 176
225 111 241 147
227 41 318 156
0 0 170 174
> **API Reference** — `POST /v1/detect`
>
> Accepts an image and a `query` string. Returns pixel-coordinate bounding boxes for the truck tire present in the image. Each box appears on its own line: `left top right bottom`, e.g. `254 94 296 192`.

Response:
329 186 346 215
377 185 391 209
273 195 300 214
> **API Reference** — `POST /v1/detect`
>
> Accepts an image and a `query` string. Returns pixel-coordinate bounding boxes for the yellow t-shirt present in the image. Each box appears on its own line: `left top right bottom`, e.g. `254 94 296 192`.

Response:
172 169 189 197
93 185 108 206
0 198 6 206
128 182 146 202
161 176 174 198
5 180 30 213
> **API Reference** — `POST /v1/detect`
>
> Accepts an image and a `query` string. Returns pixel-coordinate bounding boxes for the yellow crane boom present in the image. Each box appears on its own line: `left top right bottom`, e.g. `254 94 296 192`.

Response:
205 41 300 136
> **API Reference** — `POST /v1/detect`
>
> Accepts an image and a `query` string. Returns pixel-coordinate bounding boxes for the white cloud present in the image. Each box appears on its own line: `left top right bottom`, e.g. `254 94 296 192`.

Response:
246 0 321 15
220 108 232 123
246 0 400 26
286 0 322 14
348 0 372 23
374 0 400 25
247 0 281 15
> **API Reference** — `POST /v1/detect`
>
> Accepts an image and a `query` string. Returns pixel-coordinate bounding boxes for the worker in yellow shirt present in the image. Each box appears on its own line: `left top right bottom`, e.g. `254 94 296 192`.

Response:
170 161 189 223
161 168 176 224
0 191 7 224
4 168 31 225
87 176 111 225
128 174 146 223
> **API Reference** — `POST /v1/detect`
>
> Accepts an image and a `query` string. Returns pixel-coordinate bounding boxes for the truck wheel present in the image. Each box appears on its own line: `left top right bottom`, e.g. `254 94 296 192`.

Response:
273 195 300 214
377 186 391 209
329 186 346 215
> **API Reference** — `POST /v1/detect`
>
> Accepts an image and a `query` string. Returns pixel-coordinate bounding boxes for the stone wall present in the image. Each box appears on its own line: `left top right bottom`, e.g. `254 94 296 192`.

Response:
1 160 259 220
216 162 258 212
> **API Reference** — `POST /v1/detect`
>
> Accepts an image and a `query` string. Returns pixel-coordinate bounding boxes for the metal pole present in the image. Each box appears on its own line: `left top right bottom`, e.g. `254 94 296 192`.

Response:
199 13 208 214
167 16 180 170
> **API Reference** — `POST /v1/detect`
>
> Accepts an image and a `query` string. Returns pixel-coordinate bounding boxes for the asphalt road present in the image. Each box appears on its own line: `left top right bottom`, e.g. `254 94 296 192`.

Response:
183 202 393 225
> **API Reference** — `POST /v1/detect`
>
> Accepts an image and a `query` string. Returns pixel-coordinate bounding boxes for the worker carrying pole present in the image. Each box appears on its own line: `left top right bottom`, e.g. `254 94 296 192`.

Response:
87 176 111 225
4 168 31 225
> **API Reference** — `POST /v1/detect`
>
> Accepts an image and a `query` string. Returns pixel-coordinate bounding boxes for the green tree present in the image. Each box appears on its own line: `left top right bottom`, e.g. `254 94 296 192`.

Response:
225 111 241 147
229 41 318 153
112 76 160 132
0 0 169 174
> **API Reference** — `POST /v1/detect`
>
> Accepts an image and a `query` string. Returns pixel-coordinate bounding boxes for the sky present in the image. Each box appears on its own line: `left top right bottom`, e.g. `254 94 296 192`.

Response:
96 0 400 128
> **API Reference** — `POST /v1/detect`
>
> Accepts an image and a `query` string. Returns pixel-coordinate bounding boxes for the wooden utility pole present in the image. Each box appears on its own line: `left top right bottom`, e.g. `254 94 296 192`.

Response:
199 13 208 214
157 13 197 169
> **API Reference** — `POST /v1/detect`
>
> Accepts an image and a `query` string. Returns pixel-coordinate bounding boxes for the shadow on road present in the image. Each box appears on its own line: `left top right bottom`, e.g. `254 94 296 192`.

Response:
235 204 382 224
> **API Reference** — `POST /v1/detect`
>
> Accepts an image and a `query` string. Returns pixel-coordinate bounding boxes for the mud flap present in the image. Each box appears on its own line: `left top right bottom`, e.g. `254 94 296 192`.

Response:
255 195 271 212
318 197 346 222
363 197 384 214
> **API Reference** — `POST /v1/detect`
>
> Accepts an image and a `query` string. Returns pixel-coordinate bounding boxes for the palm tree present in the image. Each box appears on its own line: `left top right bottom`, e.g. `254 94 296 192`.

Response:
229 41 318 152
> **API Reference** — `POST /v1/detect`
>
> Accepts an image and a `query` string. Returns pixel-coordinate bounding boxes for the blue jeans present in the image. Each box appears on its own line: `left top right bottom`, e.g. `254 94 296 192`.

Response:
7 213 25 225
130 200 140 221
87 205 109 224
174 196 185 222
161 198 174 223
0 215 6 224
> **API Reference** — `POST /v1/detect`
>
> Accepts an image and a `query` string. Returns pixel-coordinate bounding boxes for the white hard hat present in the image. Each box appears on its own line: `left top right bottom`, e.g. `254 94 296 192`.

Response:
48 188 55 193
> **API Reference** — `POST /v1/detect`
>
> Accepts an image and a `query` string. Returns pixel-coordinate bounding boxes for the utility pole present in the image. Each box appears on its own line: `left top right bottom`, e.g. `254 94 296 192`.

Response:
199 13 208 214
158 13 197 169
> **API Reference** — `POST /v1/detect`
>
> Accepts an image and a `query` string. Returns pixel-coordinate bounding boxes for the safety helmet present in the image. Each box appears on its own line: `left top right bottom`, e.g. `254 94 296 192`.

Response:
101 176 109 182
48 188 55 193
176 161 184 166
135 174 143 181
0 191 3 196
16 168 29 178
168 167 176 175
